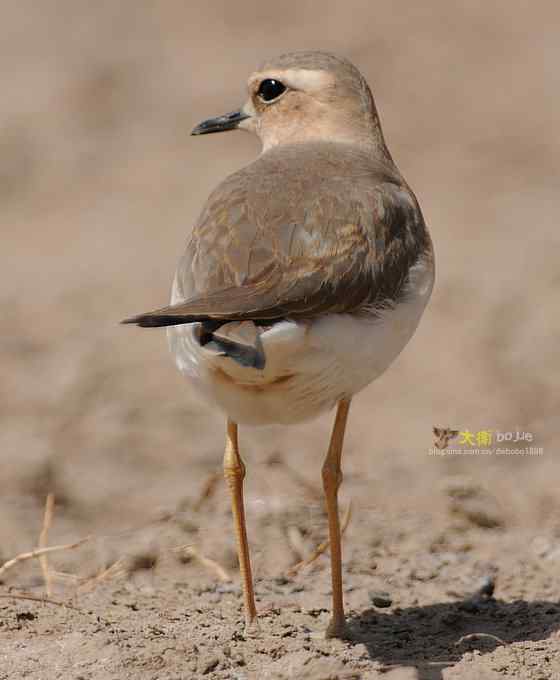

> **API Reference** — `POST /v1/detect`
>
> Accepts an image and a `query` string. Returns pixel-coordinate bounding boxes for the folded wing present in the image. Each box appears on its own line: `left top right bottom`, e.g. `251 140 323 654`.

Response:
123 153 429 328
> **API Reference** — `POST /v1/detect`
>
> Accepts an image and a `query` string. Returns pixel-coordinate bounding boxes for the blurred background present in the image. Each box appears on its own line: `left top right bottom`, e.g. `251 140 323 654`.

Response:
1 0 559 598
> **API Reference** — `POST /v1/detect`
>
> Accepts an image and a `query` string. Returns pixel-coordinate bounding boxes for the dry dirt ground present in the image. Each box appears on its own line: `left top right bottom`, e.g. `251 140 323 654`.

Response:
1 3 560 679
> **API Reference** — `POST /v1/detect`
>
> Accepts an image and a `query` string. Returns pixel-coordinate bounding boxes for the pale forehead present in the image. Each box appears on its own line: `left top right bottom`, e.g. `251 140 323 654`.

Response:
257 50 355 73
249 51 366 93
248 68 334 92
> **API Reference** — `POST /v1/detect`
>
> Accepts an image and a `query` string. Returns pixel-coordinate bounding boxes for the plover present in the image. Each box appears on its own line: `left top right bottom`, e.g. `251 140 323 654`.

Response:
124 51 434 638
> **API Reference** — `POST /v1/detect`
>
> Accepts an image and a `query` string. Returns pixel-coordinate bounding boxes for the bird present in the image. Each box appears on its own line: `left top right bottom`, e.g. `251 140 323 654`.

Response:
123 50 434 639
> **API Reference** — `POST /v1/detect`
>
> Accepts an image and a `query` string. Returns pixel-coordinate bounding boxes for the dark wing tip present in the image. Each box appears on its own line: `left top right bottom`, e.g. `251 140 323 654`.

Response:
121 313 190 328
121 314 141 326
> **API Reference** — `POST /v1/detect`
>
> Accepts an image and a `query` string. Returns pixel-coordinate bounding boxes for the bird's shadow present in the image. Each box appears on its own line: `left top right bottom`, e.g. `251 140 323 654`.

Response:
346 597 560 680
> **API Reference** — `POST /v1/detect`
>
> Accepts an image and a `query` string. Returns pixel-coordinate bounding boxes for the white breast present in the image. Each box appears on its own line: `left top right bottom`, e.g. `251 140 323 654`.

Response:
167 255 434 426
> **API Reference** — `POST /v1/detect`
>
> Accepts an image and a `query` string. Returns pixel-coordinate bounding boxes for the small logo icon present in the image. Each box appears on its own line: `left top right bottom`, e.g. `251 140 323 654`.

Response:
433 427 459 450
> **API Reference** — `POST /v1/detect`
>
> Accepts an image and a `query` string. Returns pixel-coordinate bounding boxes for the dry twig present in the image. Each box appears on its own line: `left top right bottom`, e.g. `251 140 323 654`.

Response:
0 536 92 580
286 502 352 577
455 633 506 647
174 545 231 583
50 571 81 585
286 525 308 561
193 471 222 511
38 493 55 596
76 558 127 594
0 593 82 612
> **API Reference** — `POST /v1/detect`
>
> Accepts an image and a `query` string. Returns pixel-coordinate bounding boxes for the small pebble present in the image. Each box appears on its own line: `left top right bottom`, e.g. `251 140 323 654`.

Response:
199 655 220 675
476 574 496 599
368 590 392 608
274 575 290 586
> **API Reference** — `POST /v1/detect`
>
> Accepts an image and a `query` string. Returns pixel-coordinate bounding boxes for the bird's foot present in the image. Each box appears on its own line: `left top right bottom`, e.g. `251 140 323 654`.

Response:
244 614 260 638
325 616 350 640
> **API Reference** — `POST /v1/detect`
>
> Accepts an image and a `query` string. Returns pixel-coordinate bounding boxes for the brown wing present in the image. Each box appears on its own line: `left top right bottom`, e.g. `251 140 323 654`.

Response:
123 145 429 328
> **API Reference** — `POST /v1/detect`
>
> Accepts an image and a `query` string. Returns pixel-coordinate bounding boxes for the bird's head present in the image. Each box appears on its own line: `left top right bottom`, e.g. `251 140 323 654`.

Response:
191 51 388 154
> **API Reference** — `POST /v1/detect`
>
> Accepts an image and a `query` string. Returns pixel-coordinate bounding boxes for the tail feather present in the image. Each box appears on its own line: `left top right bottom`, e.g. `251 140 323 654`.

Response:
201 320 266 369
202 336 265 369
123 307 268 369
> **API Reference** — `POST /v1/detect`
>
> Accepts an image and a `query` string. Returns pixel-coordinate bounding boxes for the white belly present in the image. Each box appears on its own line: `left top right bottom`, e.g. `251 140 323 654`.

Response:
167 256 434 426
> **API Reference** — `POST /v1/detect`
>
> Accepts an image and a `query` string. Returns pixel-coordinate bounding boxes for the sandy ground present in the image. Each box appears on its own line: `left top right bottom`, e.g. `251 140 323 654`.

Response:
1 2 560 678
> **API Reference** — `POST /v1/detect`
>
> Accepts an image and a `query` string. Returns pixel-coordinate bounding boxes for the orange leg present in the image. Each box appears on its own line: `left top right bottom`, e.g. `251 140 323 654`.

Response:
322 398 351 638
223 419 257 629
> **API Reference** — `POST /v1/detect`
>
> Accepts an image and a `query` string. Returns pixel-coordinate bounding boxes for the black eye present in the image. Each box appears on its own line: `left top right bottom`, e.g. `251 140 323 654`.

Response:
257 79 286 102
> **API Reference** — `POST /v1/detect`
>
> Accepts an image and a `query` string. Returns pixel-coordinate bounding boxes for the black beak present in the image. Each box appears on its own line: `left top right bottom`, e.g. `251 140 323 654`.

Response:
191 110 250 135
